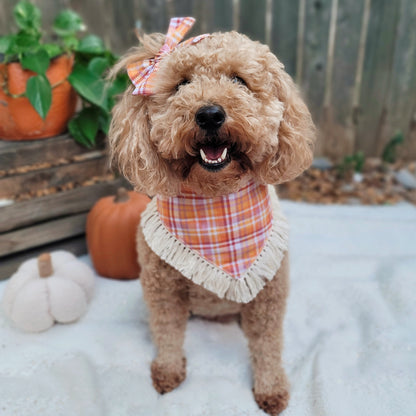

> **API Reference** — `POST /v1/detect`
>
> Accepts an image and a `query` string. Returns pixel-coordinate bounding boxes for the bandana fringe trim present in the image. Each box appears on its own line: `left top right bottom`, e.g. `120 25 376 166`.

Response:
140 186 288 303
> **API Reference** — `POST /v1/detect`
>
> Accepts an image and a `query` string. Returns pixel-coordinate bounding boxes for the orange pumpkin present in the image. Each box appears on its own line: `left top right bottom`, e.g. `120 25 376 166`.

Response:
86 188 150 280
0 54 77 140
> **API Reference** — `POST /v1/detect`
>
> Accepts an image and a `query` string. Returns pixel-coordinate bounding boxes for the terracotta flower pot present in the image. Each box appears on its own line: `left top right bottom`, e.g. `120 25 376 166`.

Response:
0 54 77 140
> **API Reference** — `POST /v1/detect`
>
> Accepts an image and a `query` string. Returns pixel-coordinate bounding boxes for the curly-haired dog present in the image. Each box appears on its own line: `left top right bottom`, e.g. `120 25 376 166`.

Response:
109 17 315 415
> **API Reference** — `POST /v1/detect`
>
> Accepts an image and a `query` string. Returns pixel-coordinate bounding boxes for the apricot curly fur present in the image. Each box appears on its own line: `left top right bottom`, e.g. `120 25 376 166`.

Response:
109 30 315 415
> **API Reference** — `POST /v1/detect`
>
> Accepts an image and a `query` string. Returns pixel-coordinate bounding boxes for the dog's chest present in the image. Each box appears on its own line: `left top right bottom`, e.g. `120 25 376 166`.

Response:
188 282 242 317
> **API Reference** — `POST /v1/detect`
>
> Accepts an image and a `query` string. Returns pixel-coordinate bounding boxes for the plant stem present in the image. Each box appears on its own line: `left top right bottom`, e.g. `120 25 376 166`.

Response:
114 187 130 203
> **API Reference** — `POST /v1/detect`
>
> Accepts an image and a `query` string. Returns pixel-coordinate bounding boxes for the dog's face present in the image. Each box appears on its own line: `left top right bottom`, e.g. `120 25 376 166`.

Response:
110 32 315 197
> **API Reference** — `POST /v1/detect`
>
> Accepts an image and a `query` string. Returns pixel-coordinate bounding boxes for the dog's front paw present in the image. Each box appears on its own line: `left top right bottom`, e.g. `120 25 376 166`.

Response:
151 357 187 394
254 389 289 415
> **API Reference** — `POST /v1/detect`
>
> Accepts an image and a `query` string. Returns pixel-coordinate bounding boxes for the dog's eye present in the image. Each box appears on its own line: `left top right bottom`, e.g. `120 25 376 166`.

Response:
176 79 190 91
232 76 247 86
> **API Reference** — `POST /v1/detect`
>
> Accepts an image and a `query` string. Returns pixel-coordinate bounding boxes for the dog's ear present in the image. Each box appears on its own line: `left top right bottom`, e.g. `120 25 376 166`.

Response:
108 34 174 196
257 62 316 185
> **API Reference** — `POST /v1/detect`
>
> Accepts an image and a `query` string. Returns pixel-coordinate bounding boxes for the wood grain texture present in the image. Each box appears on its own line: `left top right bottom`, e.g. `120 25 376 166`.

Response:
0 178 129 233
355 0 401 155
272 0 299 78
239 0 266 43
1 0 416 159
300 0 332 156
0 213 87 257
321 0 365 160
0 134 93 171
0 235 87 280
0 157 108 198
376 0 416 159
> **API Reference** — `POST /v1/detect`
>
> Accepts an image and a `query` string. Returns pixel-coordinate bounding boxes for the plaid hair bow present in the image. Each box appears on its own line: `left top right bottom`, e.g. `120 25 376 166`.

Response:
127 17 210 96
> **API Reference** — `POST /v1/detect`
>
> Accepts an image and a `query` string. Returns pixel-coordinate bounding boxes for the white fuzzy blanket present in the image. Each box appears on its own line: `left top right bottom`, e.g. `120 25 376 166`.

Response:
1 201 415 416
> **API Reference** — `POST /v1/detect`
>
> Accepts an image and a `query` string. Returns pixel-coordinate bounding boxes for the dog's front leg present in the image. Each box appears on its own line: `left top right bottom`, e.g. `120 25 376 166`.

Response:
138 234 190 393
241 253 290 415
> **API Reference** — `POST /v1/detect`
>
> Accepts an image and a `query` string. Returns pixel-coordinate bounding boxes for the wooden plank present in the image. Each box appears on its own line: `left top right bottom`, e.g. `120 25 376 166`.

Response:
134 0 169 33
272 0 299 77
0 0 15 35
0 156 108 199
0 134 93 171
0 178 129 233
192 0 214 35
108 0 138 54
376 0 416 159
239 0 267 43
320 0 365 160
300 0 332 151
0 235 87 281
0 213 87 257
354 0 401 156
213 0 234 32
67 0 115 50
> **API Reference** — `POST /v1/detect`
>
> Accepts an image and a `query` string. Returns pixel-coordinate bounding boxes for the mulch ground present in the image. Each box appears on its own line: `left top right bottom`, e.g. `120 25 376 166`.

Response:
1 157 415 206
277 158 416 205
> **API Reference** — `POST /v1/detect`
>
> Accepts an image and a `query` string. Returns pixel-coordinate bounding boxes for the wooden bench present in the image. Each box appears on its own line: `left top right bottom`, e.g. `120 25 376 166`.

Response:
0 134 128 280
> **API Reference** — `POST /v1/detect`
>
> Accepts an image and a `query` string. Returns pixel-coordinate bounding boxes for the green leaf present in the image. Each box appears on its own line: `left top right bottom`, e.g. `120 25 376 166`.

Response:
76 107 100 143
68 63 107 111
13 1 41 32
21 49 50 74
106 73 129 109
68 117 90 147
108 73 128 97
98 111 110 135
382 131 404 164
43 43 63 58
8 31 40 56
26 74 52 119
88 57 109 77
76 35 105 54
0 35 13 55
53 10 86 37
68 112 98 148
62 35 79 50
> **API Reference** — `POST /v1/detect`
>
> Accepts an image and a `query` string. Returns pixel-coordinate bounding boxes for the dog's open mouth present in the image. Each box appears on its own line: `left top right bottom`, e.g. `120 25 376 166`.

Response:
198 144 231 171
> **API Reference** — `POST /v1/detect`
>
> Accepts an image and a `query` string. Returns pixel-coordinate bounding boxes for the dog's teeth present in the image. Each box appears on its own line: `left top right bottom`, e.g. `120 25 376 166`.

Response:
221 148 227 160
200 147 229 165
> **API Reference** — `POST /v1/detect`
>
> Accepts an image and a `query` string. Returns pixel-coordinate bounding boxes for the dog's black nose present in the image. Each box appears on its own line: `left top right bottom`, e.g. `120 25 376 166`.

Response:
195 105 226 131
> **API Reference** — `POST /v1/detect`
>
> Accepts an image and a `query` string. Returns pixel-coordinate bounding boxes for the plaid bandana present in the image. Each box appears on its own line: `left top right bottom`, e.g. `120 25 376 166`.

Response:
127 17 210 95
141 182 289 303
157 181 273 278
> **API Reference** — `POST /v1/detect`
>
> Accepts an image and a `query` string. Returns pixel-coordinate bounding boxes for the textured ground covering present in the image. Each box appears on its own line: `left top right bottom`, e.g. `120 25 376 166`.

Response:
1 201 415 416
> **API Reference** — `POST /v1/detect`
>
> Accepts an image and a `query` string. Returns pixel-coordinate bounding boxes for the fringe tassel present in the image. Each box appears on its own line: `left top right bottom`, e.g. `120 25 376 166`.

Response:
140 187 288 304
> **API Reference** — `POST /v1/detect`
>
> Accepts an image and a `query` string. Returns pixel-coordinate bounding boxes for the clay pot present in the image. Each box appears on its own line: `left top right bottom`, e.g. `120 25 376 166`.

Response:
0 54 77 140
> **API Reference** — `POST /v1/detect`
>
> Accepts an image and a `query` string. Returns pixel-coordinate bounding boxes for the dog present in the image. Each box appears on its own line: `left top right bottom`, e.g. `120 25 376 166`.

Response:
109 17 315 415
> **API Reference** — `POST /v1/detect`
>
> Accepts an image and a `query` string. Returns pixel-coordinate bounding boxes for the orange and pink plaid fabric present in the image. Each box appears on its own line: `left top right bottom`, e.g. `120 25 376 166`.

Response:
157 181 273 278
127 17 209 95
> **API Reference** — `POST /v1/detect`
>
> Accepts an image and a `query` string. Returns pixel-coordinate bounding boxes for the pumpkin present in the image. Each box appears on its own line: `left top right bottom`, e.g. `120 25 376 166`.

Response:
2 251 95 332
86 187 150 279
0 54 77 140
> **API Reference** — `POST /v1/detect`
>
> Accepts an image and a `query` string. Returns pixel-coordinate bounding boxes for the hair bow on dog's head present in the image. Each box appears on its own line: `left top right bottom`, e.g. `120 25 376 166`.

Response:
127 17 210 96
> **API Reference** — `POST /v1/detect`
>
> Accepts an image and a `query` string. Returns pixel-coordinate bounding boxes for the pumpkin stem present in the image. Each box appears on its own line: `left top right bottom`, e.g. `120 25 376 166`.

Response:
38 253 53 278
114 187 130 203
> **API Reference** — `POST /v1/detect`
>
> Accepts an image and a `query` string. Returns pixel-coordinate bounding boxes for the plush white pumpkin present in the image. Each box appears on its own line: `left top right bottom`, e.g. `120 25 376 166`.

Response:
2 251 95 332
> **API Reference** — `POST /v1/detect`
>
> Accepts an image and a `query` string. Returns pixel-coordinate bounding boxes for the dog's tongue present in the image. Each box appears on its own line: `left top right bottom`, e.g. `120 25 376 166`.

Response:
202 145 227 161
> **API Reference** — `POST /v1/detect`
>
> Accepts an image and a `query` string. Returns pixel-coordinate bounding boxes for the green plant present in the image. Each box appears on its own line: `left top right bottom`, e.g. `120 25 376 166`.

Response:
337 151 365 177
381 130 404 164
0 1 128 147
